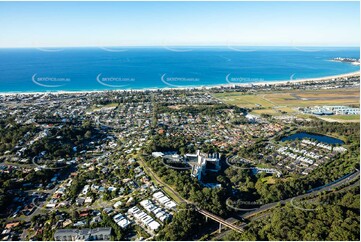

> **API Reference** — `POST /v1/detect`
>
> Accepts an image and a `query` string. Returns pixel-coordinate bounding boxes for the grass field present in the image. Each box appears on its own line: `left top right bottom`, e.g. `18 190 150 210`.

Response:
251 109 280 115
213 88 360 120
319 115 360 123
260 176 276 184
330 114 360 120
213 93 274 108
90 102 119 111
213 88 359 108
264 89 359 107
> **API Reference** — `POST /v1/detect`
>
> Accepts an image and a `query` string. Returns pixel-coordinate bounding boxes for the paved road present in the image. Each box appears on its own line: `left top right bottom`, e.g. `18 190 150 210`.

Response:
209 172 360 239
248 180 360 222
138 155 191 204
242 170 360 218
140 154 359 235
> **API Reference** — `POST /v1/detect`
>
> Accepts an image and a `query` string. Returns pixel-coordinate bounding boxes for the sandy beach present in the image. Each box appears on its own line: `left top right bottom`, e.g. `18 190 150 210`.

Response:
250 71 360 86
0 71 359 96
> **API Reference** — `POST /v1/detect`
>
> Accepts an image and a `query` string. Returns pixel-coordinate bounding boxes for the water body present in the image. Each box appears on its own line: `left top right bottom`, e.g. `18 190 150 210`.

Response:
281 132 344 145
0 46 359 93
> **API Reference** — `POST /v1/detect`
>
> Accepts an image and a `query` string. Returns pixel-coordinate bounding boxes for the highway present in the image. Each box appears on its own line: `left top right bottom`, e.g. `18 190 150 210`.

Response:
209 171 360 239
139 153 359 235
242 170 360 219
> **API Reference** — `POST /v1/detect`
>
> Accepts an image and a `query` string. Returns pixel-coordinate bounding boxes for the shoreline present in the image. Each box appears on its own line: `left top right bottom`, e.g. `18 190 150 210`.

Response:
0 71 359 96
250 71 360 86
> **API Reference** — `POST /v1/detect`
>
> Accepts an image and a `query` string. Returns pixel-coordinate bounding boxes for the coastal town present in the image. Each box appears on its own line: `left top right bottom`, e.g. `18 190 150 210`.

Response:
0 1 359 241
0 73 359 241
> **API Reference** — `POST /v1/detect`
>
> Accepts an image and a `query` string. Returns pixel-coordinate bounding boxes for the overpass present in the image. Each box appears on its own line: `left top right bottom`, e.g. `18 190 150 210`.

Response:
197 208 244 233
139 155 246 234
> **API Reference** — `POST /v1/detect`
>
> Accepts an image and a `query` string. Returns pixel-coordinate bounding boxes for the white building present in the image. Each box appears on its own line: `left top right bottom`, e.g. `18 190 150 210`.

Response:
152 192 177 210
152 152 164 158
186 150 221 181
81 185 90 195
140 199 172 223
113 213 131 229
128 206 160 232
304 105 360 115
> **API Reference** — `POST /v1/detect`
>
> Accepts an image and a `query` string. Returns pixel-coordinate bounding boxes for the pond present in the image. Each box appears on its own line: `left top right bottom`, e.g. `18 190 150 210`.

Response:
281 132 344 145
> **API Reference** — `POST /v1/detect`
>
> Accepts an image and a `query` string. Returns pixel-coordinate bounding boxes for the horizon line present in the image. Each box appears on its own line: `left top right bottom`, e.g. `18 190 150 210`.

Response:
0 44 359 49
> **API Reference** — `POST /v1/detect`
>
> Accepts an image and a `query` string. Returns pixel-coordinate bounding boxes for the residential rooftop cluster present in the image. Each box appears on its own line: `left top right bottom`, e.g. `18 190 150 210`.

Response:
0 79 358 240
155 104 285 153
264 139 347 175
54 227 112 241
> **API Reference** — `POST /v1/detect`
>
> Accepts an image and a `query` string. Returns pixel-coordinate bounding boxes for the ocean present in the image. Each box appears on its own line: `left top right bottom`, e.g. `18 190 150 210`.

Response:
0 46 359 93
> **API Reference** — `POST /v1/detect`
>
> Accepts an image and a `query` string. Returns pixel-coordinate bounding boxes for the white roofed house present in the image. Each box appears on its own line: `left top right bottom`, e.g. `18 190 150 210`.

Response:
46 198 57 208
148 220 161 231
55 187 66 196
54 227 112 241
333 146 347 153
113 201 123 209
127 206 160 232
84 197 93 204
140 199 172 223
152 192 177 210
152 152 164 158
158 196 170 204
81 185 90 195
164 200 177 210
152 191 164 199
113 213 131 229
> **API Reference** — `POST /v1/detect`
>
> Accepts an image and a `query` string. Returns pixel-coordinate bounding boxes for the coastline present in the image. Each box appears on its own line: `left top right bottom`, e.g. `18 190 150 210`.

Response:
0 71 359 96
250 71 360 86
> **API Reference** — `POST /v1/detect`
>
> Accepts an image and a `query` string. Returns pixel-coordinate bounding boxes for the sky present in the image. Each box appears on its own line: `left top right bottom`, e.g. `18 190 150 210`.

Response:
0 1 359 48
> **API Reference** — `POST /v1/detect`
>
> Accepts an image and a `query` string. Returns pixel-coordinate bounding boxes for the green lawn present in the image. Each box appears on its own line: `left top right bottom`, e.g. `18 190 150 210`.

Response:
213 88 359 109
331 115 360 121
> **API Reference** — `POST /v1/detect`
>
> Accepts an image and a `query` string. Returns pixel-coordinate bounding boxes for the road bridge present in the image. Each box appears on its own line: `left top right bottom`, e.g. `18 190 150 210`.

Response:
197 208 244 233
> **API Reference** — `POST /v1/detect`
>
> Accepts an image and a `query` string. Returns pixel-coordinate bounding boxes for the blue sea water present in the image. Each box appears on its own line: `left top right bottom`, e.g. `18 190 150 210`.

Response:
0 46 359 93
